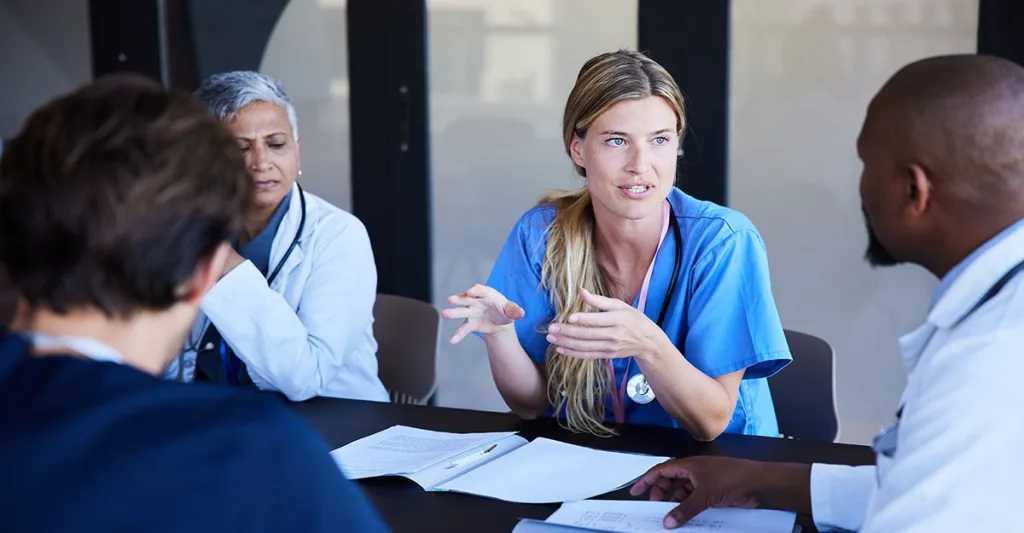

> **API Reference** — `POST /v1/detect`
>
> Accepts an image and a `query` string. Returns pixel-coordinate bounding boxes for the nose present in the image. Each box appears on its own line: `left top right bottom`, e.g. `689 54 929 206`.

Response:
248 143 273 173
626 144 652 175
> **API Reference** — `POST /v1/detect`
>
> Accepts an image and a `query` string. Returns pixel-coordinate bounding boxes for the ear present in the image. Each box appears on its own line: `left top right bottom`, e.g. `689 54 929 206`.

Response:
905 163 933 217
569 134 587 171
178 243 230 305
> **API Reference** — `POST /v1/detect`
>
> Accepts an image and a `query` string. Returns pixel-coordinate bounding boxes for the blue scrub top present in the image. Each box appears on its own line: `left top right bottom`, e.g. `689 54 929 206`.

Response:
486 187 791 436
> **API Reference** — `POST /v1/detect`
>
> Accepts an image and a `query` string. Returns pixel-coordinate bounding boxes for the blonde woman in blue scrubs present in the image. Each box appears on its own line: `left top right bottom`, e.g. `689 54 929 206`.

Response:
443 50 791 440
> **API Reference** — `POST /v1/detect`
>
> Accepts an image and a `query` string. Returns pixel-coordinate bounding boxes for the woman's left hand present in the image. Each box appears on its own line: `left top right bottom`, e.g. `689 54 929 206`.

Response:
546 288 664 361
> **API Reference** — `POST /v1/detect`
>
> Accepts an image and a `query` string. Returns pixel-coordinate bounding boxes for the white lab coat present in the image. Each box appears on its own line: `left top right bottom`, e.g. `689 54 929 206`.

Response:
810 223 1024 532
166 184 389 402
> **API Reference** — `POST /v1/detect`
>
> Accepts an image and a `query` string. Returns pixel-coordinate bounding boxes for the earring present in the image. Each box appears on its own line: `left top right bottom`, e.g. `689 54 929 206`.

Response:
298 169 303 176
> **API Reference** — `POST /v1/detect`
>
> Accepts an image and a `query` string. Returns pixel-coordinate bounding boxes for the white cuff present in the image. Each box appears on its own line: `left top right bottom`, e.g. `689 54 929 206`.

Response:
810 463 876 532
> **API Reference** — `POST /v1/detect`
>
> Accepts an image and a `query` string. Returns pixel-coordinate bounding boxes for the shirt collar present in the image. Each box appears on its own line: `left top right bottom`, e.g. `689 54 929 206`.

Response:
931 218 1024 308
928 218 1024 329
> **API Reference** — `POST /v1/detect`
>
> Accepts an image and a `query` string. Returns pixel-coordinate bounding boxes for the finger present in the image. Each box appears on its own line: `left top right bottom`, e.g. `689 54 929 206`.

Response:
503 301 526 321
578 287 625 311
440 307 481 320
631 469 664 496
447 294 479 307
646 477 676 501
466 284 491 298
449 321 473 345
664 493 710 529
566 311 619 327
670 484 693 503
548 323 609 341
632 462 696 496
547 335 609 354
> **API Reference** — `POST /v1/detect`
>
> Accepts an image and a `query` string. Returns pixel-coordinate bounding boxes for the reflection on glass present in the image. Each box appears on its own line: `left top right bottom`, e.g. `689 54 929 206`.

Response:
729 0 978 444
260 0 351 210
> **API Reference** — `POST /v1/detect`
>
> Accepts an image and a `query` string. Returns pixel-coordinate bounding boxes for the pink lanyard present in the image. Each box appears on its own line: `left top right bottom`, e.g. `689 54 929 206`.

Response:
608 200 672 424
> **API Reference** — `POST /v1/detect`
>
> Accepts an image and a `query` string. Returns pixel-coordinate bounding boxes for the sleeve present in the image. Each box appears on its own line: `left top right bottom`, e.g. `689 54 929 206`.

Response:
684 229 791 379
248 409 392 533
201 214 387 402
482 212 554 365
857 331 1024 533
810 464 876 532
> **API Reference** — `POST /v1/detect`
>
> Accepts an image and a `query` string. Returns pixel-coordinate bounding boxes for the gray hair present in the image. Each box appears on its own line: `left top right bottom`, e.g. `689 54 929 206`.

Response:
194 71 299 140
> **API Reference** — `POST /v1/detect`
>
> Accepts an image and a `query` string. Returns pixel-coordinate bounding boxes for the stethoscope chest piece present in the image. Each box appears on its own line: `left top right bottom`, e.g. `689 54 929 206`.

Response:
627 373 656 404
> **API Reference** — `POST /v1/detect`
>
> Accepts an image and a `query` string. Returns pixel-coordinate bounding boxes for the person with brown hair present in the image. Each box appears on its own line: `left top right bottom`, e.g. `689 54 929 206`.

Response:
0 75 389 533
443 50 791 440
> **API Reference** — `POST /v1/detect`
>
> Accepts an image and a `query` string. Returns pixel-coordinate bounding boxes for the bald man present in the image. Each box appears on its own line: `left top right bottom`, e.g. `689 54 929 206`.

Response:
629 54 1024 532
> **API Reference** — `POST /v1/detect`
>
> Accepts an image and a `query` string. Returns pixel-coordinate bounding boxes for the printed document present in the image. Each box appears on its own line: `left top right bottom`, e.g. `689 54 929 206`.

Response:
513 500 797 533
436 438 669 504
331 427 668 503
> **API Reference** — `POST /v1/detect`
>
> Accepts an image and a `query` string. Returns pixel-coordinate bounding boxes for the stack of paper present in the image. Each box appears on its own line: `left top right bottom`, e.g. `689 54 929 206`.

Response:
513 500 798 533
331 425 670 504
331 425 526 489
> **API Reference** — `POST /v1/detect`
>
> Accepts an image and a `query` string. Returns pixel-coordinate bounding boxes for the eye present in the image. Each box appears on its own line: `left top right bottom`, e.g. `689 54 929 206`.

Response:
652 136 669 146
238 145 251 153
606 138 626 147
269 142 286 149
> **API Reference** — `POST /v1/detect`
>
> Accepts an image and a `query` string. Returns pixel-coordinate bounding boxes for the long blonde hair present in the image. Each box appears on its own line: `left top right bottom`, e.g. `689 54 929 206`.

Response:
541 50 686 435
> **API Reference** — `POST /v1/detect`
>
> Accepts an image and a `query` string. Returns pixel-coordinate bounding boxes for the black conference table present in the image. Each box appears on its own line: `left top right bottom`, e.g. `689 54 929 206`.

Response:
291 398 874 533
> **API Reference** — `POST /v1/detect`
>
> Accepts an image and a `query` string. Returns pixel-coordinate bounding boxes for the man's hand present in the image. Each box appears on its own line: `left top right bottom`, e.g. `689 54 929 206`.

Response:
630 456 812 529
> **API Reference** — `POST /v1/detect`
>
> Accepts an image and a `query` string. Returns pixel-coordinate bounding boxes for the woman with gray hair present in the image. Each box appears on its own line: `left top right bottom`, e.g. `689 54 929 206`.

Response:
165 70 388 402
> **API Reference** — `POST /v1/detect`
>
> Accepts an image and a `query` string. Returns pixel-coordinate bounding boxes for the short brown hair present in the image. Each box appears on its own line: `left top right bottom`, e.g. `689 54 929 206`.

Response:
0 74 253 316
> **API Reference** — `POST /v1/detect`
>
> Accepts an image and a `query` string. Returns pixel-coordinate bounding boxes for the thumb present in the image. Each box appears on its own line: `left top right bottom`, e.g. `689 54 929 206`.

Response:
663 493 709 529
503 301 525 321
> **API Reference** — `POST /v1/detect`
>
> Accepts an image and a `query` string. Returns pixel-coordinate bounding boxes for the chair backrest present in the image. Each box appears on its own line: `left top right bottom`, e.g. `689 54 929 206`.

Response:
372 294 440 405
768 329 840 443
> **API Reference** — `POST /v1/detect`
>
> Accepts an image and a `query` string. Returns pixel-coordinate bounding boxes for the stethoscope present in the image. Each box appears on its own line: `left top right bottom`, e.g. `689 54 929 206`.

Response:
622 210 683 405
177 184 307 381
871 257 1024 463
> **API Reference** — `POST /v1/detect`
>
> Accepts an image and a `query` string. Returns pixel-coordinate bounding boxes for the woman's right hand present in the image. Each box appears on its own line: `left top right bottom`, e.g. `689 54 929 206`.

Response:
441 284 525 344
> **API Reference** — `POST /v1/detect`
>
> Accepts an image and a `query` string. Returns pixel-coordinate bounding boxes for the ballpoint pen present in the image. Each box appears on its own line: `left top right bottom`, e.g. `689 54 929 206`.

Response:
444 443 498 470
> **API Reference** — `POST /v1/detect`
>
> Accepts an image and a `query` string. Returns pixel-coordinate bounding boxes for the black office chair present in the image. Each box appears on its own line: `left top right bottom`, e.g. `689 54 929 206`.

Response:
768 329 840 443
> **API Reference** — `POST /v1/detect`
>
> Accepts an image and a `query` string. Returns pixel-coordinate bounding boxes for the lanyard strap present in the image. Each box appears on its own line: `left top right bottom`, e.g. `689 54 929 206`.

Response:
24 332 124 364
609 200 672 424
220 339 241 385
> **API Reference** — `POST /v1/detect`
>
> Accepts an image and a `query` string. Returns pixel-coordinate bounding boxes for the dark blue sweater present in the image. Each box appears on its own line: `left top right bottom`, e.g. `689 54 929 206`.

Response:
0 333 390 533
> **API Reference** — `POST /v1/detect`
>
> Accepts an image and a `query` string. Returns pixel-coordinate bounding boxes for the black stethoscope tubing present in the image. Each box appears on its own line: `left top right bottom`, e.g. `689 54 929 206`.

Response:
182 184 307 356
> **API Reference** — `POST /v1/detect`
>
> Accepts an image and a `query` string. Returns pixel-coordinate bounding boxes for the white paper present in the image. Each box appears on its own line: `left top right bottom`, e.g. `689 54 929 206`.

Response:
329 425 517 479
527 500 797 533
436 438 669 504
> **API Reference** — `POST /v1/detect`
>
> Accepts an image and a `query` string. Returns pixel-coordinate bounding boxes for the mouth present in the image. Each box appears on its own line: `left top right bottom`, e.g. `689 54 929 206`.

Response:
254 180 280 191
618 183 654 199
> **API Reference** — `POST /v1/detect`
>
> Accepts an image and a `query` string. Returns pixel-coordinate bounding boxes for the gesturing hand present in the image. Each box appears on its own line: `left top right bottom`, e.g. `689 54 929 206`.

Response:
630 456 764 529
441 284 525 344
545 288 664 361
